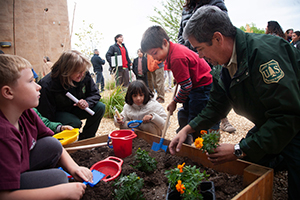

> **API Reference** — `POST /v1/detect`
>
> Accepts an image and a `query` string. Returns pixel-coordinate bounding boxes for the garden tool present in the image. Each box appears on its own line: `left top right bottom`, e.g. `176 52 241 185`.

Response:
58 167 105 187
151 84 179 152
64 141 110 151
127 120 143 131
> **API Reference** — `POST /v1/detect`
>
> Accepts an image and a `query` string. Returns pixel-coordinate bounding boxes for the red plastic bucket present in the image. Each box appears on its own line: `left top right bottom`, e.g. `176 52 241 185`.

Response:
108 130 137 158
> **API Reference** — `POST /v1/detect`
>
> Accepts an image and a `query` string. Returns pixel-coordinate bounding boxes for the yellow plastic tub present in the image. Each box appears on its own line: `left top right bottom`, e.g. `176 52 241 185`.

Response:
53 128 79 146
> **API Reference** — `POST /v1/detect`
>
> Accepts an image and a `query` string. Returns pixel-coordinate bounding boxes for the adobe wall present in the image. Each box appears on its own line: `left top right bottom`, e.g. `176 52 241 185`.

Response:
0 0 70 77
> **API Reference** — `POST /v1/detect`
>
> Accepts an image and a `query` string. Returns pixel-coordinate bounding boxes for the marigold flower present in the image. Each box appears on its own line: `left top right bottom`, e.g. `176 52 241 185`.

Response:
195 137 204 149
176 180 186 194
200 130 207 135
177 162 185 173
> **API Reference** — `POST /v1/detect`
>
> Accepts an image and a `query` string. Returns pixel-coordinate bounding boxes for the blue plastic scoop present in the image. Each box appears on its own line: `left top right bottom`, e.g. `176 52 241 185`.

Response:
83 169 105 187
59 167 105 187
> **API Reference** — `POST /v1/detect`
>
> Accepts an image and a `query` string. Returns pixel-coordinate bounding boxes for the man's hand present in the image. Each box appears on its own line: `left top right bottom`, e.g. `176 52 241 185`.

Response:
206 143 237 165
169 125 193 155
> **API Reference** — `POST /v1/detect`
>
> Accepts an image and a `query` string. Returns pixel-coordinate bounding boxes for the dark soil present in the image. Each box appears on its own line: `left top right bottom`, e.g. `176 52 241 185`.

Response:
70 138 288 200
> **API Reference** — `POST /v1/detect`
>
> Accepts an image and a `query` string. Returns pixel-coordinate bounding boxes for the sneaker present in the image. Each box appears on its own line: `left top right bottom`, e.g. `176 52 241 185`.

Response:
156 97 165 103
220 118 236 133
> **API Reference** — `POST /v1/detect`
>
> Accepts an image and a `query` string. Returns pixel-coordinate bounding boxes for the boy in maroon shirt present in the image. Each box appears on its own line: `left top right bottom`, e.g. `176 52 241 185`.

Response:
141 26 214 143
0 54 92 199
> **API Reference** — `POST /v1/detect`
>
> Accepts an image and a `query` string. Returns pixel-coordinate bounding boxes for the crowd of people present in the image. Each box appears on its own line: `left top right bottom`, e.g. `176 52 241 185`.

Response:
0 0 299 199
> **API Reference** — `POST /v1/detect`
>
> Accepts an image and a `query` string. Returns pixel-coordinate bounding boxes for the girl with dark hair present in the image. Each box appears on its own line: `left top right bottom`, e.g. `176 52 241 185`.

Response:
114 80 167 136
265 21 285 39
292 31 300 50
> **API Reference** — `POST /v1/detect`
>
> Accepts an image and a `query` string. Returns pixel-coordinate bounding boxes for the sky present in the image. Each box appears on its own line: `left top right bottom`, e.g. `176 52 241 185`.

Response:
67 0 300 59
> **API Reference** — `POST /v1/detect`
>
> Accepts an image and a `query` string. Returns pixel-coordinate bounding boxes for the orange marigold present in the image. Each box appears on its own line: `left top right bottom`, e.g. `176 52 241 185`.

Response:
176 180 186 194
200 130 207 135
195 137 204 149
177 162 185 173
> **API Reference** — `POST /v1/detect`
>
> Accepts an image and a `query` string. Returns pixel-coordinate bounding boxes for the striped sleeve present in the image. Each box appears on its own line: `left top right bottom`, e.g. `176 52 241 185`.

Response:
174 78 192 103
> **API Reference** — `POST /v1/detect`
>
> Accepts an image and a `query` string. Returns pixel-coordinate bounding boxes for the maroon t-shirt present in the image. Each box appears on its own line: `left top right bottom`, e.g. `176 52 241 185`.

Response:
0 109 53 190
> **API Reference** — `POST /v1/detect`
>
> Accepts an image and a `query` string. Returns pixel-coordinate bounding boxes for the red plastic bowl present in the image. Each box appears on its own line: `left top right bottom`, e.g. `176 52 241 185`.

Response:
90 156 123 182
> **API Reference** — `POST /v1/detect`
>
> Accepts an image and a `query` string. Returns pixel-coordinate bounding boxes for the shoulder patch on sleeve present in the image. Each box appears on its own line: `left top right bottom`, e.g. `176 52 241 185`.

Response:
259 59 284 84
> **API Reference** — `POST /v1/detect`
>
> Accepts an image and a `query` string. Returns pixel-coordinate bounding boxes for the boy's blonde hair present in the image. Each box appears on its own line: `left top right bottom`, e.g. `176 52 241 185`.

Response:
0 54 32 88
51 50 91 89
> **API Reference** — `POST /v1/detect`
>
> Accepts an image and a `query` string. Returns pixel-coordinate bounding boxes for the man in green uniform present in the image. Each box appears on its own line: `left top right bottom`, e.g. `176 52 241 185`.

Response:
168 6 300 199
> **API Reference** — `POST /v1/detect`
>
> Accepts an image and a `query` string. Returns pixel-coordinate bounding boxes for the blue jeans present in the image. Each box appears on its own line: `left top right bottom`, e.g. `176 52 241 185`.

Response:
96 71 104 90
177 84 216 139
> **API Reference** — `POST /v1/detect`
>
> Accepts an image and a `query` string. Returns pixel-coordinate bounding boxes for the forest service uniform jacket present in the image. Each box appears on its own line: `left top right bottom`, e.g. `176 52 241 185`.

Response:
189 28 300 162
37 72 101 121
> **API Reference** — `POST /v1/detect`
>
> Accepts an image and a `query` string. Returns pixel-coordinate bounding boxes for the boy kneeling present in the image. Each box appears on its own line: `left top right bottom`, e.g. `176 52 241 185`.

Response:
0 54 92 200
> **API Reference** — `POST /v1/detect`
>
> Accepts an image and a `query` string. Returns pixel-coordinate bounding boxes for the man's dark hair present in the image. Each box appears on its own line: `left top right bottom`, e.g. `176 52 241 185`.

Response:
114 34 123 43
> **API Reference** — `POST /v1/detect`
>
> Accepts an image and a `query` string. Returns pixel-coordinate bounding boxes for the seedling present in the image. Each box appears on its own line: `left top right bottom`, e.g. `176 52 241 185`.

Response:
132 148 157 172
165 163 209 200
113 172 144 200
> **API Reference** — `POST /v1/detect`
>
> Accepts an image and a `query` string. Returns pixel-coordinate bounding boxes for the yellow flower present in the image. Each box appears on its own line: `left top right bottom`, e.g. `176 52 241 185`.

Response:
200 130 207 135
195 137 204 149
176 180 186 194
177 162 185 173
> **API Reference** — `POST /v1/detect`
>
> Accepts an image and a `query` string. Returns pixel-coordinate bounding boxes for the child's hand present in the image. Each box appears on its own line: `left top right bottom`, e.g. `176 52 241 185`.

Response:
143 114 153 123
61 125 74 131
75 99 89 110
116 116 125 125
56 182 86 200
71 166 93 183
167 101 177 115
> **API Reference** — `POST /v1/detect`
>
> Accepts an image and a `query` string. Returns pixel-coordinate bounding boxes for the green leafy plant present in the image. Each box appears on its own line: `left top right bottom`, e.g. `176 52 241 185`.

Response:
194 130 220 154
113 172 144 200
132 148 157 172
100 85 125 118
105 78 116 91
165 163 209 200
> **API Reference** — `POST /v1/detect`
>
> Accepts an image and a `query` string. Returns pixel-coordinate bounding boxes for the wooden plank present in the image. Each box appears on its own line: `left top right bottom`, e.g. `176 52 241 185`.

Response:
64 135 108 154
243 164 270 187
232 168 273 200
134 129 252 175
65 129 273 199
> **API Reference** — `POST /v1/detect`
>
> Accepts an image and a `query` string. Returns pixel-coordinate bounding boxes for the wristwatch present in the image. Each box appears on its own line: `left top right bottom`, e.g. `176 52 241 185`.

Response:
233 144 244 158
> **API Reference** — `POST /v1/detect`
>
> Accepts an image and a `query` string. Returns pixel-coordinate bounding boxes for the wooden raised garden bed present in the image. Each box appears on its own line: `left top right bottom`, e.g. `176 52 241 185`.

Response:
65 129 273 200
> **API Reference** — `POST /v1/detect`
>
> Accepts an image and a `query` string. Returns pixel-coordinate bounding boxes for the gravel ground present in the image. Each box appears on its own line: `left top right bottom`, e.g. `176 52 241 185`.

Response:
94 87 254 144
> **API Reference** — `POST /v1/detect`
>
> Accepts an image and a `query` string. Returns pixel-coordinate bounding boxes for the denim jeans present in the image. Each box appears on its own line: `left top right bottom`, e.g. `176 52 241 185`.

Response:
96 71 104 91
177 84 214 139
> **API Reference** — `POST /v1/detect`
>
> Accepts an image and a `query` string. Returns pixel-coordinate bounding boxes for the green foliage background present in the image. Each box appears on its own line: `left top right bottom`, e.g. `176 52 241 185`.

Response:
74 20 103 59
240 23 265 34
149 0 185 42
